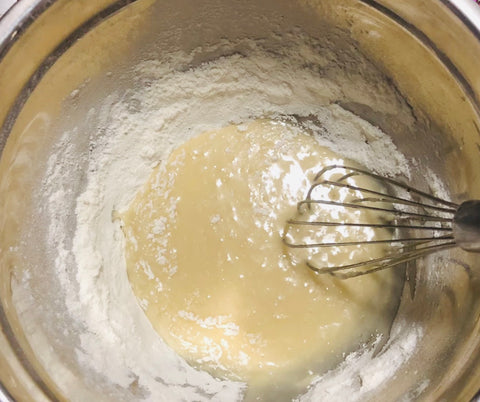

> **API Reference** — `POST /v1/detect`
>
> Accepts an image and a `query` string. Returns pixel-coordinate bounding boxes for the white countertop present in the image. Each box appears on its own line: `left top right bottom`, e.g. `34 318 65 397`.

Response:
0 0 15 18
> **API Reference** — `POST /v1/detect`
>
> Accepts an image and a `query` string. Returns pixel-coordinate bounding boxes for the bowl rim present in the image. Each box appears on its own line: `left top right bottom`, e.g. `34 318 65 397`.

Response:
0 1 479 401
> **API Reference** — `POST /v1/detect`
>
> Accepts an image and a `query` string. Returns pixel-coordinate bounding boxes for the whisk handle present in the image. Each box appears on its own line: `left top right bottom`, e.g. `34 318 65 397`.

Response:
453 200 480 252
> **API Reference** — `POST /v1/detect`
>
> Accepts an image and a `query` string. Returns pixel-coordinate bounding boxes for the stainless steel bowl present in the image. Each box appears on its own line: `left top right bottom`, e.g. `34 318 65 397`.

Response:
1 0 480 400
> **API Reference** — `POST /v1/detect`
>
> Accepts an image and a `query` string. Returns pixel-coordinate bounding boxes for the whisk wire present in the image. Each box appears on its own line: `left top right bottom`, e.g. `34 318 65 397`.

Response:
283 165 470 278
286 219 453 232
297 199 453 223
283 234 455 249
306 241 457 279
312 165 459 208
306 180 458 214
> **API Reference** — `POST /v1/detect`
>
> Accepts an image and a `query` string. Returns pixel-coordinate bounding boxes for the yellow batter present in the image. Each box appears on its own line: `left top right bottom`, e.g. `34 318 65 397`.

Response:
120 119 400 389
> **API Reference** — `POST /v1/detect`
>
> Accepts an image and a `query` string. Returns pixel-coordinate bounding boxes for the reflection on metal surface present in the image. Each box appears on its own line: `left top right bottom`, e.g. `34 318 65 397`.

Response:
0 0 139 152
0 2 141 400
363 0 480 112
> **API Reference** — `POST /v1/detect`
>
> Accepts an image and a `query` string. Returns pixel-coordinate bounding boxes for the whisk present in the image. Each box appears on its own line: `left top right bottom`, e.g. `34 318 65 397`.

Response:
282 165 480 279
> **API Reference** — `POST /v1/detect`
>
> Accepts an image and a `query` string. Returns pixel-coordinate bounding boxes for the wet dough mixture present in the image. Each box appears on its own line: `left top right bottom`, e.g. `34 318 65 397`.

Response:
121 119 399 388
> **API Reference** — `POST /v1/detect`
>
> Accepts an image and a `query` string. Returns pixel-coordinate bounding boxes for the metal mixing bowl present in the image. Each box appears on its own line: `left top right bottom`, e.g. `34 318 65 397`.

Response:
1 0 480 400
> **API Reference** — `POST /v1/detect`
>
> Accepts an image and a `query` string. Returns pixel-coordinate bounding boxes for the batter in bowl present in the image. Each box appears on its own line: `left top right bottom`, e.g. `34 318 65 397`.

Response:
16 38 417 401
120 119 401 396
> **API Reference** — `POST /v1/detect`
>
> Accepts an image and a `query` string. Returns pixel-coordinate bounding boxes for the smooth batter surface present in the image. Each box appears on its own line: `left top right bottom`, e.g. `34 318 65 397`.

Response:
121 120 400 392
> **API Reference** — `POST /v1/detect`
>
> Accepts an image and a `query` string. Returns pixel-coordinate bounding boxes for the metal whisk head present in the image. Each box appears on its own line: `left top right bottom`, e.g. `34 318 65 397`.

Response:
282 165 480 279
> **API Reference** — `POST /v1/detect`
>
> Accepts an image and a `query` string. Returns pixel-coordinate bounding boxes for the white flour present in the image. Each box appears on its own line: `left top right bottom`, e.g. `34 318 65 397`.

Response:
23 38 423 401
298 322 423 402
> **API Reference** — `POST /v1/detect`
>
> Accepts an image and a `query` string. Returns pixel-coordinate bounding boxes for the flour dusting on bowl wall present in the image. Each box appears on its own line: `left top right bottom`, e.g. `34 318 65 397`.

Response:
1 1 480 401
